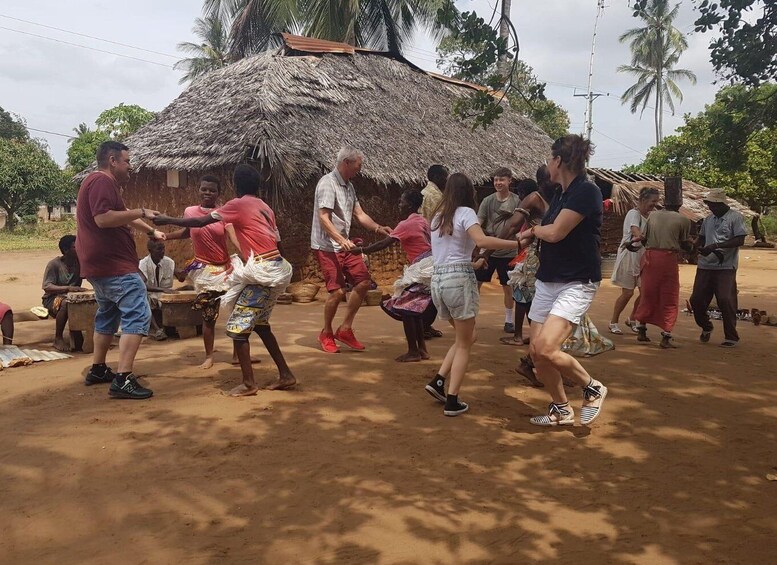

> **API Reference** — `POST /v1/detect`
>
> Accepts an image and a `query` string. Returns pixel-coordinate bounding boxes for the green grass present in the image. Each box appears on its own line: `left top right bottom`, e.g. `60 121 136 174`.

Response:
760 213 777 239
0 217 77 252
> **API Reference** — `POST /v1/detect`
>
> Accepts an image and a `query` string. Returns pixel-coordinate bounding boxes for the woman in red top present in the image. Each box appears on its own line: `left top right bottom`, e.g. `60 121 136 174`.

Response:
353 190 436 362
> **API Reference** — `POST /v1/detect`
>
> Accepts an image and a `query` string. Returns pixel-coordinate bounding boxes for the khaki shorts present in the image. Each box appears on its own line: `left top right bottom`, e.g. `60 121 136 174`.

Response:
431 263 479 321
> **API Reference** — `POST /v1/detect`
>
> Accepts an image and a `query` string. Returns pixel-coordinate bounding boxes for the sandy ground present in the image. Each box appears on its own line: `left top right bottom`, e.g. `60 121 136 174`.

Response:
1 248 776 564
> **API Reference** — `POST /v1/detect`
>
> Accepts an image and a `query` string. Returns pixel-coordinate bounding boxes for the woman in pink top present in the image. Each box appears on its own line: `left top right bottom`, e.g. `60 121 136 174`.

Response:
352 190 436 362
165 175 233 369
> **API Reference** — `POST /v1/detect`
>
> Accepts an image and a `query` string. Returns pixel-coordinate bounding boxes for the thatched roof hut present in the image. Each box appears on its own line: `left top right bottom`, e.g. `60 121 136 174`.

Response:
114 34 553 279
588 168 756 255
126 33 551 198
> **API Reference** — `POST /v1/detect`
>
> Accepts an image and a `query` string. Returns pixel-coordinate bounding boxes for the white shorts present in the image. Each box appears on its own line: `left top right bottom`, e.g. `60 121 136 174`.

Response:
529 279 600 325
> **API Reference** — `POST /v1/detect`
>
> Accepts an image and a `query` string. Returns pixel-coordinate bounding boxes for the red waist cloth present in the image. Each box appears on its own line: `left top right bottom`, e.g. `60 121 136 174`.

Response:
633 249 680 332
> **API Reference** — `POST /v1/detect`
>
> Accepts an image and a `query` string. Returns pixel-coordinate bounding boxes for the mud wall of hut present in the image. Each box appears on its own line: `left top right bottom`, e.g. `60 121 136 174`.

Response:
122 169 417 288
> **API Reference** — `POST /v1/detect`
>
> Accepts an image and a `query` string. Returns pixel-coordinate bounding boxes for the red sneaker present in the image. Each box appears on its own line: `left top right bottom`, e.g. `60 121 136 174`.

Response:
318 331 340 353
334 327 365 351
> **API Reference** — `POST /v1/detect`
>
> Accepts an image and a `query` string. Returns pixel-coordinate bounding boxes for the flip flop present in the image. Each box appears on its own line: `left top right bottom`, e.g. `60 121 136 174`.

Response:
500 336 527 346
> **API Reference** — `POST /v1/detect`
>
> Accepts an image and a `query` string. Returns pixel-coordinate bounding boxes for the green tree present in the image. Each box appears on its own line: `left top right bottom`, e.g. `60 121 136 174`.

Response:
94 103 155 141
631 84 777 213
0 139 69 231
66 104 155 172
0 106 28 141
437 36 569 138
631 0 776 86
618 0 697 145
174 14 231 84
204 0 443 58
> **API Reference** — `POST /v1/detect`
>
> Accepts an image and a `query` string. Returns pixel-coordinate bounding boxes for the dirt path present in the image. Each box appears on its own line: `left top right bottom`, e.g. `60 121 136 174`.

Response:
1 249 776 563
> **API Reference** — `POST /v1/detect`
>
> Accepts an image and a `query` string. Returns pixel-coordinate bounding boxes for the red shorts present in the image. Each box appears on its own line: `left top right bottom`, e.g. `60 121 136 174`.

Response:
0 302 11 320
314 250 371 292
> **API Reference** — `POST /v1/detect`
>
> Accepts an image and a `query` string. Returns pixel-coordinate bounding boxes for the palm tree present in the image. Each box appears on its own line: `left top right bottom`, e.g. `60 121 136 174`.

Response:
617 0 697 144
174 15 231 84
72 123 91 136
205 0 443 58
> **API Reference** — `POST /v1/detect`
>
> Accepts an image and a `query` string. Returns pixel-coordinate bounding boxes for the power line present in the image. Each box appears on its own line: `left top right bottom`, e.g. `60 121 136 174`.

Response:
0 26 174 68
591 127 645 154
27 127 74 139
0 13 179 59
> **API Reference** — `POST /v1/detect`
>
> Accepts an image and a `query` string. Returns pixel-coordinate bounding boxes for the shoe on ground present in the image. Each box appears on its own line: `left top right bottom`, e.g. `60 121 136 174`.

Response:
530 402 575 426
443 400 469 416
318 331 340 353
720 339 738 348
700 330 712 343
84 366 116 386
503 322 515 333
625 319 639 333
580 379 608 425
334 327 365 351
425 376 446 403
153 329 167 341
109 374 153 400
608 323 623 335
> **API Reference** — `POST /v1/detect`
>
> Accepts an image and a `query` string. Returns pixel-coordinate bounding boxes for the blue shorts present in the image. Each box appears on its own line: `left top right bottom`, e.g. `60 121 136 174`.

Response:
89 273 151 336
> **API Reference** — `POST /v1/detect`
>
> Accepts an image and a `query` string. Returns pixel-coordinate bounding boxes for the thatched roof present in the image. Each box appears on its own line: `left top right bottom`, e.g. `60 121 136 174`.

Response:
122 34 551 188
588 168 756 221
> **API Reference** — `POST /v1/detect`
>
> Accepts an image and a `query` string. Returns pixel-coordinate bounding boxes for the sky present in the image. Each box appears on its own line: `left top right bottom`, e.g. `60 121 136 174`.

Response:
0 0 721 170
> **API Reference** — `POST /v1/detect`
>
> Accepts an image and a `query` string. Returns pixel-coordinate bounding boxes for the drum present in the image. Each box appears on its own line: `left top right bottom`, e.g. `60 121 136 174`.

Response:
159 291 201 338
66 291 97 353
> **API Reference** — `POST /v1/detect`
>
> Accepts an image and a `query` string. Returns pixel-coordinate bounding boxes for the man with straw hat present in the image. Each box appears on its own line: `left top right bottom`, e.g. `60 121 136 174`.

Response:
632 182 692 349
689 188 747 348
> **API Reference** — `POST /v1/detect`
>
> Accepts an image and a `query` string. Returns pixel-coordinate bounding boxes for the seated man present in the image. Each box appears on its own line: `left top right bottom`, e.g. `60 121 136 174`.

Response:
0 302 13 345
138 240 185 340
41 235 87 352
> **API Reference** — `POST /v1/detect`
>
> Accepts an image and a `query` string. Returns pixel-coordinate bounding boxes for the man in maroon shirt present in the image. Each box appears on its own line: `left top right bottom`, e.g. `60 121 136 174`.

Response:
76 141 165 400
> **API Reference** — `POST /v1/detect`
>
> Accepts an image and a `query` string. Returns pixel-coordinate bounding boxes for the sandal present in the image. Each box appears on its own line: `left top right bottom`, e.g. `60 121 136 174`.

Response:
608 323 623 335
516 356 544 388
530 402 574 426
580 379 608 425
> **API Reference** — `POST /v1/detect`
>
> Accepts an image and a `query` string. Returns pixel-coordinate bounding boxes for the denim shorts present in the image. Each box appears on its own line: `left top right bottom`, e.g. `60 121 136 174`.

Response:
431 263 479 321
89 272 151 336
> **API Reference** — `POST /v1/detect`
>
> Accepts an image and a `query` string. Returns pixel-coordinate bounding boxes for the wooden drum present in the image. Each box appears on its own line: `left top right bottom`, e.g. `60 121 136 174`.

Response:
159 291 201 338
66 291 97 353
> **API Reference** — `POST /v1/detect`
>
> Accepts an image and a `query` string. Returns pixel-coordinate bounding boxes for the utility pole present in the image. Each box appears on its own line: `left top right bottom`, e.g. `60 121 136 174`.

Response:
575 0 607 143
497 0 512 79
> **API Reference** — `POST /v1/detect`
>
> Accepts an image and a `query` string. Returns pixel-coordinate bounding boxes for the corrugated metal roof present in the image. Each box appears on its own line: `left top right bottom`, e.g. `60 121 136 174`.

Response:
277 33 486 94
279 33 355 55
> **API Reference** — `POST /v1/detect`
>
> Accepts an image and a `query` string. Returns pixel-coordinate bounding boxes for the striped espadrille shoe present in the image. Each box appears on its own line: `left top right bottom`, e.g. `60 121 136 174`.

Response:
529 402 574 427
580 379 608 426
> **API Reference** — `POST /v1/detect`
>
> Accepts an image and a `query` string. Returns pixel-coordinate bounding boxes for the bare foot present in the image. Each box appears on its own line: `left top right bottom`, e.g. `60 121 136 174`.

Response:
199 357 214 369
265 375 297 390
227 383 259 397
231 357 262 366
395 352 423 362
53 338 71 353
515 361 544 387
418 349 430 360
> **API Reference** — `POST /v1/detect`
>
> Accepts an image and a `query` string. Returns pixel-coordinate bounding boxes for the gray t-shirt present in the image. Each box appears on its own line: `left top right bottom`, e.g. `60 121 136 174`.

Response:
310 170 359 252
697 208 747 270
477 192 521 258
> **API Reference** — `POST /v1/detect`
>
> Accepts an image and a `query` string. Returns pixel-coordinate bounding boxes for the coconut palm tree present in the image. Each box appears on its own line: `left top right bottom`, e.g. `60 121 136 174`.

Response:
205 0 443 58
174 15 231 84
618 0 697 144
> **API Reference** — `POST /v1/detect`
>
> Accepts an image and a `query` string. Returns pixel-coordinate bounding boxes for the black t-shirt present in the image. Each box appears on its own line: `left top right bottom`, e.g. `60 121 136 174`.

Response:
536 175 603 283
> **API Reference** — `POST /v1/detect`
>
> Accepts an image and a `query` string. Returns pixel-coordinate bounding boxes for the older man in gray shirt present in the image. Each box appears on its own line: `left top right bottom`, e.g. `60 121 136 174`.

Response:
311 146 391 354
690 188 747 347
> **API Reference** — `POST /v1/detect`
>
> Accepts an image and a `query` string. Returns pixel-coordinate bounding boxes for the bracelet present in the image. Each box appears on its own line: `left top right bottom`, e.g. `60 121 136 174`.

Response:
147 229 155 237
141 207 146 219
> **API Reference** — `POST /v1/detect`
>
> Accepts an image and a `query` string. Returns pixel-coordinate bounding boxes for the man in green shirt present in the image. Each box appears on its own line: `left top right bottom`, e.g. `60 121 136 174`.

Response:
474 167 521 332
